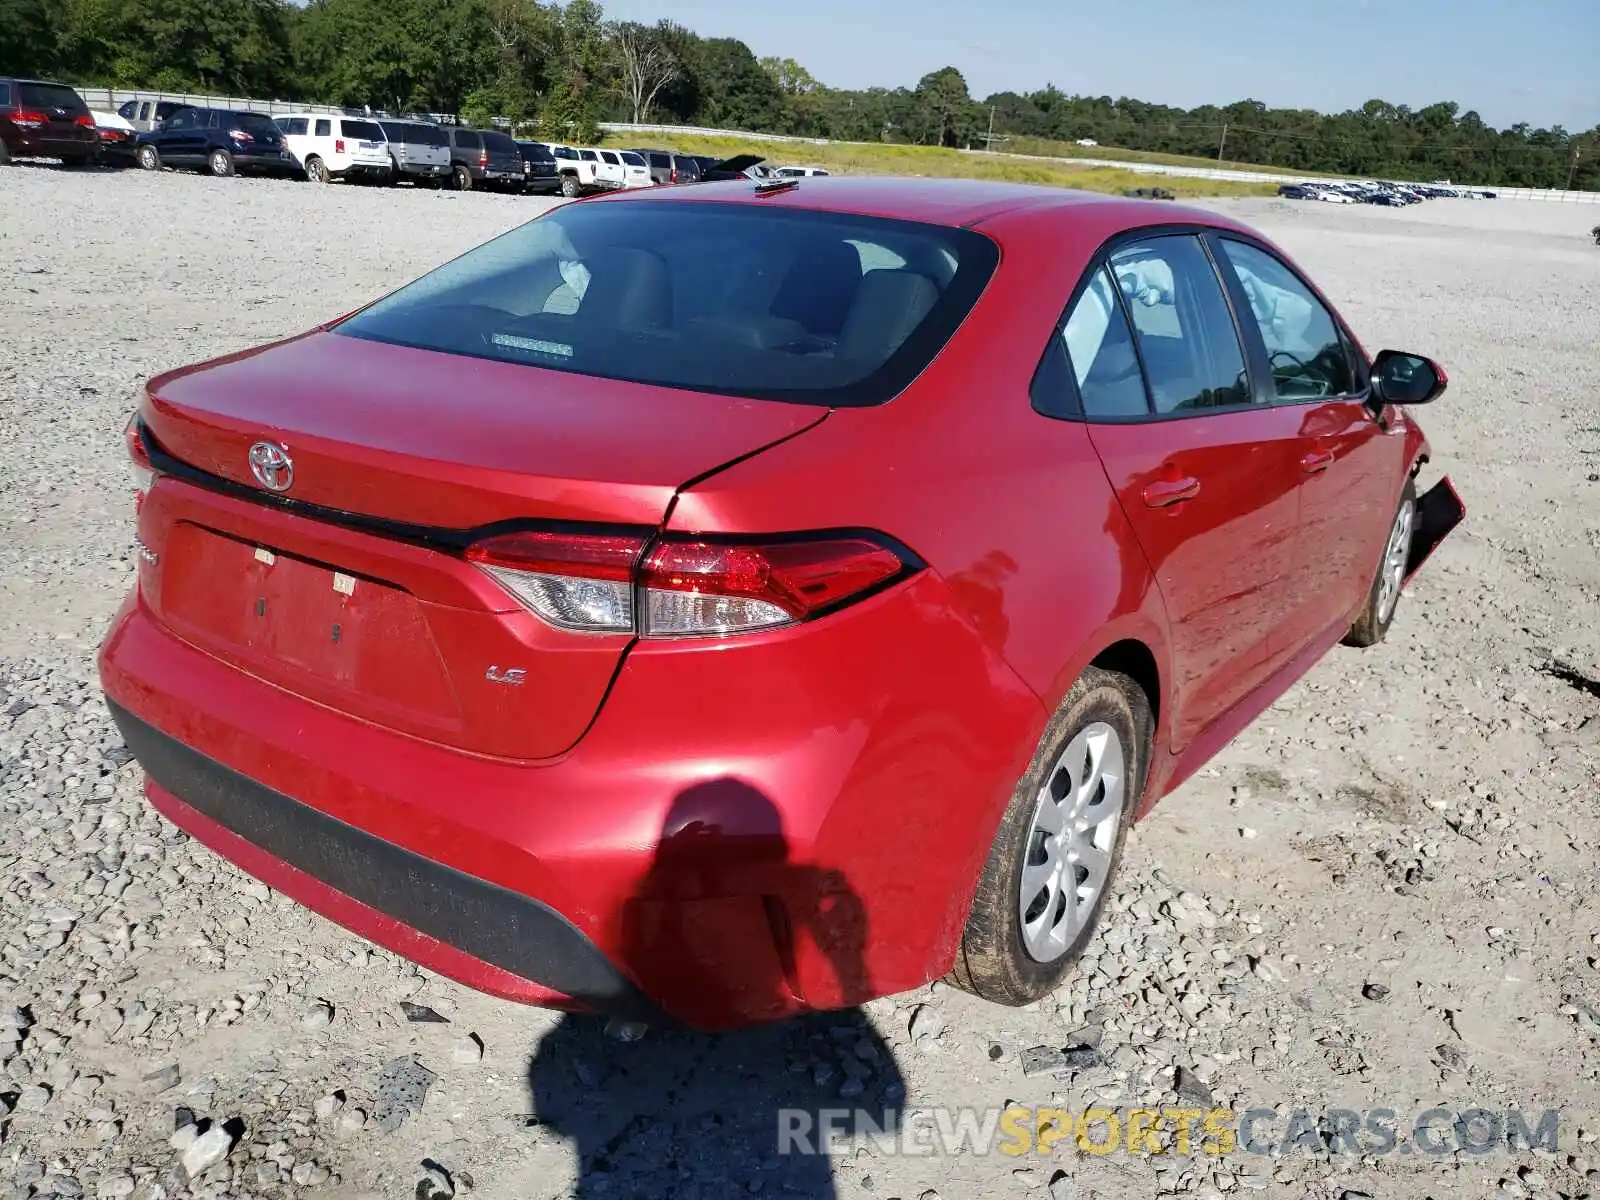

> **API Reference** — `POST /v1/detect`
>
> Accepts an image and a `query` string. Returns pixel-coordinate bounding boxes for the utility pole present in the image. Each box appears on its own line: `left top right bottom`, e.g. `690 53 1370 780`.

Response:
1567 143 1581 191
1217 122 1228 162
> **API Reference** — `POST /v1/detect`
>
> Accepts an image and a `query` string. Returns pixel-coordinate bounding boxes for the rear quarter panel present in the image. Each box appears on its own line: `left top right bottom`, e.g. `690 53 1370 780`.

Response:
667 203 1182 964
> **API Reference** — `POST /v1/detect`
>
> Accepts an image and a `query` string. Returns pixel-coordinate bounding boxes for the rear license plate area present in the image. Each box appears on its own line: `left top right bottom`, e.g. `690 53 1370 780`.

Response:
159 524 455 712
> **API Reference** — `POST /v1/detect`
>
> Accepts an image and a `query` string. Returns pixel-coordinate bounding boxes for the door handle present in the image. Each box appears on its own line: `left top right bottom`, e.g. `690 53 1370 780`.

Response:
1142 476 1201 508
1300 450 1335 474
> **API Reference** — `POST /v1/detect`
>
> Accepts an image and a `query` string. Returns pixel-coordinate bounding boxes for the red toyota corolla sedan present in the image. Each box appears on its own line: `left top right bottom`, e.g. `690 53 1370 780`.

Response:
99 178 1463 1030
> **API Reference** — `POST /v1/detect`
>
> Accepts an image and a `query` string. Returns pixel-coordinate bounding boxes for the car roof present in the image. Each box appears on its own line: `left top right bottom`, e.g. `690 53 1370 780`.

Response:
591 175 1250 233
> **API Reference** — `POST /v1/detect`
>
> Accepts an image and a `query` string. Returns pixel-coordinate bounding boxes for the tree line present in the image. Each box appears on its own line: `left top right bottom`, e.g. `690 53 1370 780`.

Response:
3 0 1595 189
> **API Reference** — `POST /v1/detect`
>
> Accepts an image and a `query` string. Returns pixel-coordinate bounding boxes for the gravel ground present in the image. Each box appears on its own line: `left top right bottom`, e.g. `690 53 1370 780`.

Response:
2 163 1600 1200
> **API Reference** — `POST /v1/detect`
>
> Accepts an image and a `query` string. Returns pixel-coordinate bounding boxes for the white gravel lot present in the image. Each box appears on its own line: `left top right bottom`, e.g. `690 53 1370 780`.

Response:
2 163 1599 1200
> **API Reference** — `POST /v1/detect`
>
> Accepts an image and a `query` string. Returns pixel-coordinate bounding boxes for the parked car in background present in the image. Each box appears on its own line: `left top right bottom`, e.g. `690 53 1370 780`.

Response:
575 148 625 192
90 109 138 166
1277 184 1312 199
103 180 1461 1030
135 106 295 178
378 120 451 185
773 165 831 177
276 113 390 184
631 148 702 186
515 140 562 194
549 144 587 195
617 150 653 189
442 126 521 191
0 78 98 167
696 154 770 182
117 99 187 133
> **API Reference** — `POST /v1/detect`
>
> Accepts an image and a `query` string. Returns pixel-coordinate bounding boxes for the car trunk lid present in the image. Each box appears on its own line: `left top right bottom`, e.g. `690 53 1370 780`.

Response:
137 331 827 759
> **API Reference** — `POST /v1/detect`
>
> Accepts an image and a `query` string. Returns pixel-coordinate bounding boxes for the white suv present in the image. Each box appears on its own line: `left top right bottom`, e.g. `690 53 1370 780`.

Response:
276 113 391 184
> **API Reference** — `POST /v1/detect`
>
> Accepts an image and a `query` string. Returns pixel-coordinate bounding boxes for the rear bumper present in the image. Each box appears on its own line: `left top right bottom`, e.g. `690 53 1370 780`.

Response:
98 566 1042 1029
6 129 98 158
111 700 659 1019
398 161 450 178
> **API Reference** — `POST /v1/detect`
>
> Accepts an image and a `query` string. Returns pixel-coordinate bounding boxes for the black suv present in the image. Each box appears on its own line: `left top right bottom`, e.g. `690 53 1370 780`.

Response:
0 78 98 167
135 106 296 177
442 126 522 191
515 140 562 194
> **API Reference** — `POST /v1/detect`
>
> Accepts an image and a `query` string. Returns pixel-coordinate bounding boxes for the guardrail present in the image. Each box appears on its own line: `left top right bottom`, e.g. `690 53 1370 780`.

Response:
74 87 462 127
600 121 1600 203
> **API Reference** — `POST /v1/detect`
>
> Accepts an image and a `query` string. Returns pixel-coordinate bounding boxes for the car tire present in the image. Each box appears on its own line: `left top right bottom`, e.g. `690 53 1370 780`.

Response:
1344 477 1417 648
560 174 580 198
208 149 234 178
0 139 10 166
305 156 330 184
387 157 401 186
452 164 472 191
950 665 1151 1006
136 145 160 171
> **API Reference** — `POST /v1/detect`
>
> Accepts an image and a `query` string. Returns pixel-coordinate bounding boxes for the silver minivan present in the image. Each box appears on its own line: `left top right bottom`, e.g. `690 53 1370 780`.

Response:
378 120 451 184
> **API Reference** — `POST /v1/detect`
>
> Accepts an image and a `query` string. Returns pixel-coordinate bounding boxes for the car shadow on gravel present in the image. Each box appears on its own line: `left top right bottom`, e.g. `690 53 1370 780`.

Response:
525 780 905 1198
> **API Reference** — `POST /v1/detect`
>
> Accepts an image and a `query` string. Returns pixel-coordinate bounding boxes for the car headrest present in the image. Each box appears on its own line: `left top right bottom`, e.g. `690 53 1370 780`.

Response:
837 271 939 364
576 246 672 331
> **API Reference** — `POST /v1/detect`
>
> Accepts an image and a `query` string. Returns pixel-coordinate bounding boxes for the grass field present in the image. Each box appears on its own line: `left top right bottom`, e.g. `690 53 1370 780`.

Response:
599 132 1280 199
1000 134 1340 178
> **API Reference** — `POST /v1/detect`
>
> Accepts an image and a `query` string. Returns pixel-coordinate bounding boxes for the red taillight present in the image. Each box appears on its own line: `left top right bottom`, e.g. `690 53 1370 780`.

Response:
639 538 904 635
335 138 346 153
669 167 678 184
465 531 909 637
124 413 154 512
478 151 488 167
74 112 96 128
12 109 47 128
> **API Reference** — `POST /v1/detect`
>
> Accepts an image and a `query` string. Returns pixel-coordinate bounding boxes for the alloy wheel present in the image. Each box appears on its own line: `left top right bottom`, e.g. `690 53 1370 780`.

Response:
1376 498 1415 624
1018 722 1125 962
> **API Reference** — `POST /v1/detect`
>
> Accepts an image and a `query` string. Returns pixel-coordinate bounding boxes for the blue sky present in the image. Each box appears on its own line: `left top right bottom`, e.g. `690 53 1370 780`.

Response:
598 0 1598 131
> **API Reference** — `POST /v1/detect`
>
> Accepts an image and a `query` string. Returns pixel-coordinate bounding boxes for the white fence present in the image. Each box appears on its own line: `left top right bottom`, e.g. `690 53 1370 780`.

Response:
601 121 1600 204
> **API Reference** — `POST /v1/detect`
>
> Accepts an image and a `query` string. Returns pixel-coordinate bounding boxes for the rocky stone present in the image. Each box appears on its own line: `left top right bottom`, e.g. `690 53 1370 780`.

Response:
179 1125 236 1180
452 1033 484 1064
302 1000 334 1030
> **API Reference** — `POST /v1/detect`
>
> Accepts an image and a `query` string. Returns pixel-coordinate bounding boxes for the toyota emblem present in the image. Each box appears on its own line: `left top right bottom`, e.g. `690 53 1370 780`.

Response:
248 441 294 493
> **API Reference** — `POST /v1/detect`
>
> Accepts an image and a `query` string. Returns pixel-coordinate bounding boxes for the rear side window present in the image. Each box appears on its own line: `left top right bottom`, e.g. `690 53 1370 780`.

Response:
455 129 481 150
621 152 646 166
648 152 669 167
1216 239 1356 401
1060 268 1149 418
19 83 86 112
380 121 407 143
579 149 597 161
336 202 999 408
341 119 383 140
314 118 331 137
234 113 278 136
280 117 308 135
1108 237 1251 414
600 151 620 165
553 146 578 160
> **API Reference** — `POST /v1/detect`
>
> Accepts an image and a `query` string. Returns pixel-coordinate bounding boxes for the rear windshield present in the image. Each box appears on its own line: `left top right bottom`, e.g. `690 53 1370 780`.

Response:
520 142 555 160
552 146 578 160
454 129 481 149
341 119 383 140
231 113 280 135
336 202 998 407
481 131 517 153
383 121 447 147
19 83 87 113
621 151 646 166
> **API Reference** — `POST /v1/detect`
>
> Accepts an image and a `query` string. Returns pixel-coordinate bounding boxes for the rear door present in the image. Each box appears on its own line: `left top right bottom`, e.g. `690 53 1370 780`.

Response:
18 81 91 154
340 118 390 168
1063 234 1307 751
1210 235 1404 657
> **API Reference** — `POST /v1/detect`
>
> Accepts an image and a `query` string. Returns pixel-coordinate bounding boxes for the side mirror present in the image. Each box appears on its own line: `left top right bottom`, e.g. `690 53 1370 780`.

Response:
1371 349 1447 406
